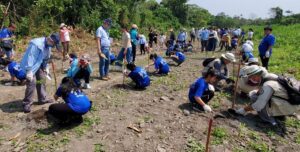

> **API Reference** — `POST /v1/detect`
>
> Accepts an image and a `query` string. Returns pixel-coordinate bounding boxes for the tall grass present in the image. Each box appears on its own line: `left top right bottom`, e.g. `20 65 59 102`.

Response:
243 24 300 79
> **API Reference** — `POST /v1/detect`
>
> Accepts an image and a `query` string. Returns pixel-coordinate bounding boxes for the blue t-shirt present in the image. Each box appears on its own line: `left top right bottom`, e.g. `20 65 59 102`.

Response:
188 77 208 103
176 52 186 62
0 28 13 39
231 38 238 46
56 87 91 114
128 67 150 88
243 51 254 61
8 62 26 80
258 34 275 56
201 30 209 40
110 52 116 64
154 56 169 74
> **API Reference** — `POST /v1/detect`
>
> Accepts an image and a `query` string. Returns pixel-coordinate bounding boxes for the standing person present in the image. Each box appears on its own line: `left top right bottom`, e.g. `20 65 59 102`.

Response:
189 68 217 112
169 28 176 45
190 28 196 43
138 34 147 55
200 28 209 52
123 63 150 89
148 29 155 48
67 54 93 89
177 29 187 47
207 27 217 52
96 18 112 81
159 33 166 49
130 24 138 63
115 26 132 70
20 33 61 113
59 23 71 60
0 23 16 60
48 77 91 125
258 26 275 70
248 28 254 40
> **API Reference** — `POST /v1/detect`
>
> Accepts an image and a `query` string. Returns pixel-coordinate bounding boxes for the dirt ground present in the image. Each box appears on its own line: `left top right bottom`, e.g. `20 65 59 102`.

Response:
1 37 300 152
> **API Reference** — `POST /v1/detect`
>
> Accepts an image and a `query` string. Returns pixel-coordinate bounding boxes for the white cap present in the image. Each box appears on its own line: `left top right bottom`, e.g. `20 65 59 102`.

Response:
221 53 236 63
60 23 67 28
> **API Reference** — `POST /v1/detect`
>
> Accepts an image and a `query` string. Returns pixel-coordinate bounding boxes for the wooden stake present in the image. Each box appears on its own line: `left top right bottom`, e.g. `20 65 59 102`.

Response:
232 60 242 109
122 59 125 88
51 61 58 90
205 118 213 152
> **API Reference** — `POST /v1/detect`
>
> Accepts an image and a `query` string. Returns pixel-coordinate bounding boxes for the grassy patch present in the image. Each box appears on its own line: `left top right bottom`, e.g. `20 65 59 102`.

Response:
248 141 270 152
74 116 101 137
186 138 205 152
94 143 105 152
285 117 300 129
212 127 228 145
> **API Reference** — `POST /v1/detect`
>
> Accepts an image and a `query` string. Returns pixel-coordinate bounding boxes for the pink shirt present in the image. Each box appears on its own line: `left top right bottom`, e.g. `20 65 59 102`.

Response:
60 28 70 42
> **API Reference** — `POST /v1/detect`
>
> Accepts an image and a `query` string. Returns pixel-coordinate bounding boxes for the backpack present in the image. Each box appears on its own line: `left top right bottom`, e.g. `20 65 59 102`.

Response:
202 58 216 67
264 75 300 105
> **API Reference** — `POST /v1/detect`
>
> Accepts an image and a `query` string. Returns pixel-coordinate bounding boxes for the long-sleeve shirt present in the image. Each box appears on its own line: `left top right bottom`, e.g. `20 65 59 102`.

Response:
177 32 186 42
20 37 51 74
203 58 228 80
67 58 93 78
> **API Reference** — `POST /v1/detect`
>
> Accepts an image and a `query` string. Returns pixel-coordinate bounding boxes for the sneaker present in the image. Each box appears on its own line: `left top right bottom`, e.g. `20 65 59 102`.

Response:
84 83 91 89
23 105 31 113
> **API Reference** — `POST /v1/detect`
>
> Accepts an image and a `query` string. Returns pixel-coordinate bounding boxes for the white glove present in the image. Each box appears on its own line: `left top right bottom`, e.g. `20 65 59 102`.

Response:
208 84 215 92
26 71 33 82
265 51 270 58
236 108 246 116
203 104 212 112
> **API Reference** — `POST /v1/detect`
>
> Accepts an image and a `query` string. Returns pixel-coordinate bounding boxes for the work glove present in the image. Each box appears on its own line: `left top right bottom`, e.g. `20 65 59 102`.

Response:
265 51 270 58
208 84 215 92
236 108 246 116
26 71 34 82
226 78 235 84
203 104 212 112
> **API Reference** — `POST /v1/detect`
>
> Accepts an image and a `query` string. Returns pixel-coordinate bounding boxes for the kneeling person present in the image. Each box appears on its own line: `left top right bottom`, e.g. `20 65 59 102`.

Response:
48 77 92 125
0 58 26 85
189 68 217 112
170 51 186 66
149 53 170 75
124 63 150 89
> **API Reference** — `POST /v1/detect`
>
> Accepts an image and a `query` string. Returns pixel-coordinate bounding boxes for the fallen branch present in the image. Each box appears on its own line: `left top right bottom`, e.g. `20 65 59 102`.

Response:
127 124 142 133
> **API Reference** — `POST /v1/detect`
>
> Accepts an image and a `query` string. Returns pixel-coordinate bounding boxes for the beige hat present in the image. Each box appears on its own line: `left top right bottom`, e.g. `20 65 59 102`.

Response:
246 58 259 65
221 53 236 63
60 23 67 28
132 24 138 29
240 65 263 78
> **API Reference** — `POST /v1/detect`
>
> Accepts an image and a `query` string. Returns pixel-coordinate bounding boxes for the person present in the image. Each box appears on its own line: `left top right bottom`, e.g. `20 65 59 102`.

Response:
159 33 166 49
123 63 150 89
235 71 300 127
241 40 254 62
115 26 132 70
170 51 185 66
248 28 254 40
59 23 72 60
20 33 61 113
48 77 91 125
169 28 176 45
0 23 16 60
186 40 193 52
200 28 209 52
202 53 236 83
148 29 155 48
149 53 170 75
130 24 138 63
189 68 217 112
224 34 231 51
96 18 112 81
219 33 227 51
207 27 218 52
258 26 276 70
0 57 26 85
138 34 147 55
109 52 116 65
238 65 268 96
177 29 187 47
190 28 196 42
231 35 239 50
67 54 93 89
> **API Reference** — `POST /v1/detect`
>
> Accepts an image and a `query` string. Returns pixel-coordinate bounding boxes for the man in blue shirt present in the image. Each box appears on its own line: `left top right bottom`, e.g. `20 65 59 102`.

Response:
96 18 112 81
149 53 170 75
48 77 91 125
0 57 26 85
130 24 139 63
189 68 217 112
258 26 276 70
177 29 187 46
20 33 61 113
170 51 186 66
124 63 150 89
0 23 16 60
200 28 209 52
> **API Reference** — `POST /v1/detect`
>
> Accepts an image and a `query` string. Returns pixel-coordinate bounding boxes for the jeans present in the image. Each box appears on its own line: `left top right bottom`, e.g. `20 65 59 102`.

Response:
99 47 110 77
116 47 132 66
131 42 137 62
260 56 270 70
74 68 90 86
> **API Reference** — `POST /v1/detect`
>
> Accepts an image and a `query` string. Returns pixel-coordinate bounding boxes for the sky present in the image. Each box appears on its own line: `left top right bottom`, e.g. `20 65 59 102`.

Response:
157 0 300 19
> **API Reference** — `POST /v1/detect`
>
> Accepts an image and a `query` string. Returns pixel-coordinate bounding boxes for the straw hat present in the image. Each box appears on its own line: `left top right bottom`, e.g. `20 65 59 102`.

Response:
221 53 236 63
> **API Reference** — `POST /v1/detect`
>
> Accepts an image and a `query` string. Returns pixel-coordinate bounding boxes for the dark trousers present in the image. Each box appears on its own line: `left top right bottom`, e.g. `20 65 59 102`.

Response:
219 41 226 51
201 40 208 52
260 56 270 70
74 68 90 85
140 44 146 54
191 90 214 110
48 103 83 123
132 42 137 62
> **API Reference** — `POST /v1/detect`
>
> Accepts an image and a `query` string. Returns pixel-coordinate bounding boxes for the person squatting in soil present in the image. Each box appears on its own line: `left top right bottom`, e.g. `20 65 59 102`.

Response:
123 63 150 89
0 57 26 85
148 53 170 75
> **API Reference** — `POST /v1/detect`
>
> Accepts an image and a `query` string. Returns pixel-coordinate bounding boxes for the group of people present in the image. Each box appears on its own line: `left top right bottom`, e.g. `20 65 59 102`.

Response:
1 19 299 130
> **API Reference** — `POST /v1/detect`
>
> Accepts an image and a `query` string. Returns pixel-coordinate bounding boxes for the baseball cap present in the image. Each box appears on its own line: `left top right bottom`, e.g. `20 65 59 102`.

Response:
104 18 113 26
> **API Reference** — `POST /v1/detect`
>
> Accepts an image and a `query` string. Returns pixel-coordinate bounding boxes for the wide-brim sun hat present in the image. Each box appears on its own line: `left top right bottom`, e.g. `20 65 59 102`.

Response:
221 53 236 63
132 24 138 29
60 23 66 28
241 65 263 78
245 58 259 65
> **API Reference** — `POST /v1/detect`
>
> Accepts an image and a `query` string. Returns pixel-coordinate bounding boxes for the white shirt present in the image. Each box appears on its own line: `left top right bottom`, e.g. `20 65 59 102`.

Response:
248 31 254 39
96 26 111 47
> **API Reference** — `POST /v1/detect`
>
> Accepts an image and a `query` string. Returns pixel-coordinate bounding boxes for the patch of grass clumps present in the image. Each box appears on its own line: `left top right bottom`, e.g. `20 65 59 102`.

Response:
186 138 205 152
94 143 105 152
212 127 228 145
